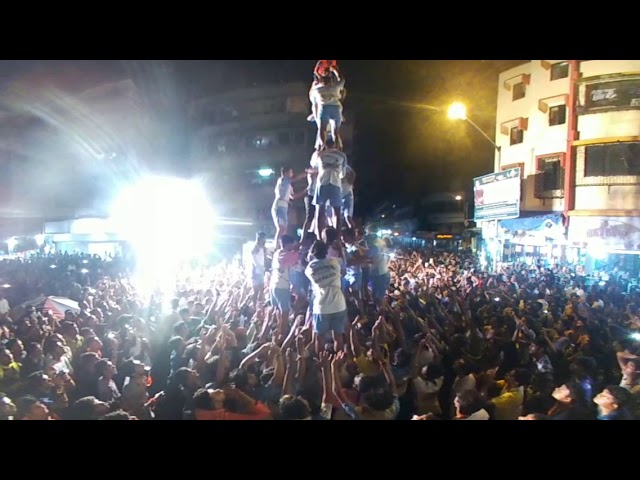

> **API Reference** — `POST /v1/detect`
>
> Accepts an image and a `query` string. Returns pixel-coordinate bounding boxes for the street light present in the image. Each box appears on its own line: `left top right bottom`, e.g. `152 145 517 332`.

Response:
454 195 462 201
258 168 274 178
448 102 501 163
6 237 17 253
447 102 467 120
448 102 502 272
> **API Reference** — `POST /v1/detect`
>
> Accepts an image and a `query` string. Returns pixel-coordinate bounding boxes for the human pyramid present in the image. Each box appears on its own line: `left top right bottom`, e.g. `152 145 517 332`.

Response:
271 60 353 245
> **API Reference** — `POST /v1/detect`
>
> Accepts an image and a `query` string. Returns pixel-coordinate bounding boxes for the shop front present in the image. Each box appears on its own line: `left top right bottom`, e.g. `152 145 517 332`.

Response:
44 218 126 257
568 215 640 276
499 213 566 266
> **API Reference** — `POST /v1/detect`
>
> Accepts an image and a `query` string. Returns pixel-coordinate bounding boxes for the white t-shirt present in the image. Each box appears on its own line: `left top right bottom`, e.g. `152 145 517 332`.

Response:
369 238 389 276
271 249 299 290
251 244 266 276
0 298 9 315
345 244 362 279
308 152 320 195
316 149 346 188
46 355 74 376
452 374 476 397
413 376 443 397
459 409 490 420
310 78 346 106
273 177 293 209
305 258 346 315
341 164 355 195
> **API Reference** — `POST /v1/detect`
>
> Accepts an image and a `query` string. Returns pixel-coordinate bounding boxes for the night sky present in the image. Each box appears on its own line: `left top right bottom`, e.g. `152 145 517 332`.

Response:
0 60 526 217
179 60 526 213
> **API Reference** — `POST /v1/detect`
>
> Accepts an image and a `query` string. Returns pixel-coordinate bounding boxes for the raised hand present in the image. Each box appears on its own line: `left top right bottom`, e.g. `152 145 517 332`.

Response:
286 348 296 365
332 351 346 369
295 335 305 355
320 351 331 370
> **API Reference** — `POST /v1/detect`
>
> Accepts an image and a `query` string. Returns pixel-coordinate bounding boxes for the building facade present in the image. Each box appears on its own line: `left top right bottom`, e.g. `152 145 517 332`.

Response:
486 60 640 268
419 192 468 232
188 82 354 234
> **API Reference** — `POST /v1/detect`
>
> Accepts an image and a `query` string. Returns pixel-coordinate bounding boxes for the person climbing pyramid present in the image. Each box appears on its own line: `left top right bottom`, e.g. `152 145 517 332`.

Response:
307 60 346 151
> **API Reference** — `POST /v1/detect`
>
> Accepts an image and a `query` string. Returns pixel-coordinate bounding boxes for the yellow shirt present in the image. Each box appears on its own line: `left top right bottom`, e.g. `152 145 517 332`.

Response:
354 354 380 377
491 381 524 420
0 362 21 381
353 340 389 377
66 336 83 358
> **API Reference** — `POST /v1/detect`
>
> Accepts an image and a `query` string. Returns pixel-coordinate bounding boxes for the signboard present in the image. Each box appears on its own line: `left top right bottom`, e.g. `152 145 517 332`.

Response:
501 213 565 245
580 78 640 114
568 216 640 251
473 167 521 222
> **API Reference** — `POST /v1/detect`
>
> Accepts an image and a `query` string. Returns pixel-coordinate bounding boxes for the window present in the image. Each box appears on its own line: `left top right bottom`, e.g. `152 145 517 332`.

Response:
585 143 640 177
254 137 269 149
510 127 524 145
293 130 306 145
550 62 569 81
278 131 291 146
512 82 526 101
535 156 564 198
549 105 567 126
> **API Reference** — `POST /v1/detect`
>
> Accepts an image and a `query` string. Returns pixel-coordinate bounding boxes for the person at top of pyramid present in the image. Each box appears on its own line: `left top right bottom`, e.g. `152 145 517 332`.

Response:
314 60 338 80
308 61 346 151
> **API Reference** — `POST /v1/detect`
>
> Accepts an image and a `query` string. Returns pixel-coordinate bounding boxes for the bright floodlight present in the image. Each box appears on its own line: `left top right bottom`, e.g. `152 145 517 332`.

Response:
258 168 274 177
6 237 17 253
448 102 467 120
110 176 216 294
455 195 462 201
34 234 45 246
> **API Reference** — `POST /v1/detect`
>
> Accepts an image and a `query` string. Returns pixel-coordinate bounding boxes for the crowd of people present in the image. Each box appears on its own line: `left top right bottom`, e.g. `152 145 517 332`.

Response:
0 60 639 421
1 229 640 420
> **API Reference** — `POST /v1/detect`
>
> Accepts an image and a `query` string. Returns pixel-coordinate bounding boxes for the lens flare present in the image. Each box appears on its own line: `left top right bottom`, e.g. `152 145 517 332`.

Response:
110 176 215 295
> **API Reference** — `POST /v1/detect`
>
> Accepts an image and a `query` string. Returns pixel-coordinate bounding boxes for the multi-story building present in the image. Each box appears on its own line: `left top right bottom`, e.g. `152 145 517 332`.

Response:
419 192 468 233
485 60 640 268
188 82 354 235
418 192 473 251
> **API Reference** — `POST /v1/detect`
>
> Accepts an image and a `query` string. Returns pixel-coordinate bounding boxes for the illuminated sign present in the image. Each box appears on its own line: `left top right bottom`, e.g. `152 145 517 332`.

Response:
436 234 454 239
473 167 521 222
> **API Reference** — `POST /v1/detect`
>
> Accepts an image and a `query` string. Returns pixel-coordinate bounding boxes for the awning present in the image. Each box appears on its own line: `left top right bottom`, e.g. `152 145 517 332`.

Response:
12 296 80 319
500 213 564 232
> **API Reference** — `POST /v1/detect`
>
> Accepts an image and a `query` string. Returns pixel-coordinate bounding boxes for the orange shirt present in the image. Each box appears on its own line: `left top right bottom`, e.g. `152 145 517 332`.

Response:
195 402 271 420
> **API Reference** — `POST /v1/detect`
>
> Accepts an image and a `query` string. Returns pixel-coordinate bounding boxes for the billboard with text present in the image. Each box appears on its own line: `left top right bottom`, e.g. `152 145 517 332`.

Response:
473 167 521 222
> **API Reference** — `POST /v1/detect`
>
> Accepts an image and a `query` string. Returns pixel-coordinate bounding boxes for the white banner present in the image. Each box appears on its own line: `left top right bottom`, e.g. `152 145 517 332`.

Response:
568 216 640 251
473 167 521 221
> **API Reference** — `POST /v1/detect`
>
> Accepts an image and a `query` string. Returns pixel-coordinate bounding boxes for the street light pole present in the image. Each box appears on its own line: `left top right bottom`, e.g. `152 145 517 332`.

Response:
447 102 502 271
465 116 502 167
447 102 501 163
